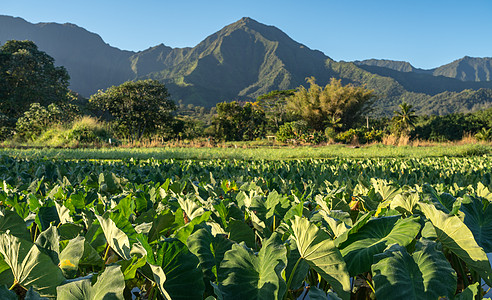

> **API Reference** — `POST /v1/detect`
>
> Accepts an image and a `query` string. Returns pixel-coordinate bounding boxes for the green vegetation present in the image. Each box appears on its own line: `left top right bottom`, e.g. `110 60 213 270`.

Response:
1 39 492 149
4 15 492 114
212 101 266 141
286 77 375 131
0 40 70 119
0 156 491 299
0 143 490 161
89 79 176 141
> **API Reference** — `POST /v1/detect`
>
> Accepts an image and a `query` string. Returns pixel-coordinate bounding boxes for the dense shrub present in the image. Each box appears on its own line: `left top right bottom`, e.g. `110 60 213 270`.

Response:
65 117 111 144
335 128 384 144
15 103 56 140
275 121 309 142
475 128 492 142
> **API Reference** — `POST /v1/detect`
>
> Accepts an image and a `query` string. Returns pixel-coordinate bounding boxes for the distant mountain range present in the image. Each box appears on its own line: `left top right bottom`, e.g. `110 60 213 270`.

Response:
1 15 492 116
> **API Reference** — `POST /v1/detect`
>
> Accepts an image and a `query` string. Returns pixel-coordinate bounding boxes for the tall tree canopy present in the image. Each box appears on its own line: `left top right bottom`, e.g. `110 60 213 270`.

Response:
286 77 375 131
392 102 417 135
212 101 266 141
0 40 70 118
89 79 176 141
257 89 295 133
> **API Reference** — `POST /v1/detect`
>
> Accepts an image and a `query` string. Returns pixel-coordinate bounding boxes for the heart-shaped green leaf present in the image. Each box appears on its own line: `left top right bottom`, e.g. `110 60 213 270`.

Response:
339 215 421 276
56 265 124 300
219 233 287 299
0 232 65 298
290 216 350 300
372 240 457 299
419 202 492 286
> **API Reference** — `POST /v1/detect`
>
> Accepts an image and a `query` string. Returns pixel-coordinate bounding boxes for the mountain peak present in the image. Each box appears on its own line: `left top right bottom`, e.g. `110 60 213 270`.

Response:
225 16 265 32
239 16 256 23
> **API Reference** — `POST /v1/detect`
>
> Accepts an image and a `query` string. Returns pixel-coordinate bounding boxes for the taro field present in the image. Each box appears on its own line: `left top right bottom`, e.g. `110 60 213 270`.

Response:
0 155 491 299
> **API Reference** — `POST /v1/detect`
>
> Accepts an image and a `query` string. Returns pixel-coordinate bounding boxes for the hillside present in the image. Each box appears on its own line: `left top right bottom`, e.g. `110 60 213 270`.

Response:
357 56 492 82
355 59 427 73
1 15 492 115
0 15 135 95
433 56 492 82
132 17 335 106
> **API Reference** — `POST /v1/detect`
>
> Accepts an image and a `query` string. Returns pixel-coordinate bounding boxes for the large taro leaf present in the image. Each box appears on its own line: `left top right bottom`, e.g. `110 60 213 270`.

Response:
154 238 204 300
422 184 460 215
59 236 104 279
475 182 492 202
37 205 60 231
173 210 212 244
219 233 287 300
35 225 59 265
338 215 421 277
56 265 125 300
371 240 457 300
148 210 175 243
460 195 492 252
178 196 207 221
0 233 65 299
289 216 350 300
187 227 233 296
390 191 420 215
148 264 171 300
333 212 374 247
419 202 492 286
0 209 30 241
96 212 138 261
371 178 401 202
284 239 310 291
227 219 256 249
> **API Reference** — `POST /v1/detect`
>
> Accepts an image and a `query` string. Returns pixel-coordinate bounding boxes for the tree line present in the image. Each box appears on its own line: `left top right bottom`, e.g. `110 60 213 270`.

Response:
1 40 491 146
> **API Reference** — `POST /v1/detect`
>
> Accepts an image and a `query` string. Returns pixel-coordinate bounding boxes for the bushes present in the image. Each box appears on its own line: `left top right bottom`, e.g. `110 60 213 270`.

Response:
335 128 384 144
65 117 111 144
15 103 54 140
9 116 113 147
275 121 309 142
475 128 492 142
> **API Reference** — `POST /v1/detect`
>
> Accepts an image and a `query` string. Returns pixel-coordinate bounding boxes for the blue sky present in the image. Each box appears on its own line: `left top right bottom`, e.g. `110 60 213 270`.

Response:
3 0 491 69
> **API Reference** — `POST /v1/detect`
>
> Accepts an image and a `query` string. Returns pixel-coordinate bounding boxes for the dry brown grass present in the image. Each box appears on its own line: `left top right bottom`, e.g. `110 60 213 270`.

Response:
457 133 478 145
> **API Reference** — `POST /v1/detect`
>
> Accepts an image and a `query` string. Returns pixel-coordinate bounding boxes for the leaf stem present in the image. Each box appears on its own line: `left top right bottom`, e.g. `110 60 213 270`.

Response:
9 280 18 290
285 257 303 299
33 224 39 242
361 274 375 294
452 254 469 288
103 243 111 262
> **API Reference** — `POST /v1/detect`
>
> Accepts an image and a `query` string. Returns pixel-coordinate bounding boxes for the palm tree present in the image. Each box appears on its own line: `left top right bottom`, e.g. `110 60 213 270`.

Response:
393 102 417 135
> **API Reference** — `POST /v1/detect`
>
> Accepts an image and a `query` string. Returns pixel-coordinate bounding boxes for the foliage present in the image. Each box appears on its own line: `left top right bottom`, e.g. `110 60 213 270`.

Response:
89 79 176 141
275 121 309 143
15 103 64 141
65 117 112 144
476 128 492 142
413 111 490 141
0 113 16 140
257 89 295 133
286 77 375 131
391 102 417 136
0 40 70 119
212 101 266 141
0 156 491 299
335 128 383 144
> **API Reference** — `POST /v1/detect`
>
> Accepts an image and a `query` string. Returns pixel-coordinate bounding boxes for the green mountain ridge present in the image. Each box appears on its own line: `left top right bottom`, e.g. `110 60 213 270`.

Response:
1 15 492 115
356 56 492 82
433 56 492 81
